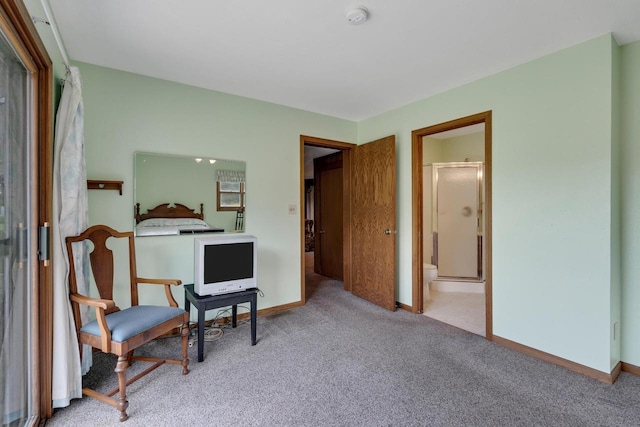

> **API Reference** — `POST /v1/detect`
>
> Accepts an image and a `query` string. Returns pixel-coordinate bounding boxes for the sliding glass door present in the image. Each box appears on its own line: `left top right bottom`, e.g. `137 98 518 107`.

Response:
0 27 36 425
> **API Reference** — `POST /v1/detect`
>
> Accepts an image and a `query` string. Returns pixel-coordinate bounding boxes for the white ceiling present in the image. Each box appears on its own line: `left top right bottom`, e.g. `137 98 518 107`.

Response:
48 0 640 121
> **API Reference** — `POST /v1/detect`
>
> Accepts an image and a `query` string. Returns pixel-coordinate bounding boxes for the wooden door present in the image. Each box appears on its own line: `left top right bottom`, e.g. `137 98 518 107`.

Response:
314 152 343 279
350 136 396 311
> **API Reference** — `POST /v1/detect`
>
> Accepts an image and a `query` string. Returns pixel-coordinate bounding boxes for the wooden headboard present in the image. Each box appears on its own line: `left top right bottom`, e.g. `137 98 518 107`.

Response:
135 203 204 224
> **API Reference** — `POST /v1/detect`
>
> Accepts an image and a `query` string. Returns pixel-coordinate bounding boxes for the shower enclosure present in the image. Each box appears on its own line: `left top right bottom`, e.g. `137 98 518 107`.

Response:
430 162 484 280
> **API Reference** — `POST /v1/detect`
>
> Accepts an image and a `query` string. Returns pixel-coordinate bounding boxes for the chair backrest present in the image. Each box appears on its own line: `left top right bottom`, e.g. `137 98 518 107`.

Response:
66 225 140 325
235 208 245 231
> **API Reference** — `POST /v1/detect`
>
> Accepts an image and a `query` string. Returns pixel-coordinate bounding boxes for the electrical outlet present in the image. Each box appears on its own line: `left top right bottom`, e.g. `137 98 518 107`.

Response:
288 204 297 215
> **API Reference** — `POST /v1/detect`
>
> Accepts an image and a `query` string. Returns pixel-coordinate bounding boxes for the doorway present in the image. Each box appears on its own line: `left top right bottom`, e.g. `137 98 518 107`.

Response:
314 151 344 280
412 111 492 339
300 135 397 311
300 136 353 303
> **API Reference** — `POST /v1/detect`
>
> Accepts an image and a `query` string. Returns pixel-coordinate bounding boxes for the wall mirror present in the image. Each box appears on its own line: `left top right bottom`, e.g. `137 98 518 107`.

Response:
134 152 246 236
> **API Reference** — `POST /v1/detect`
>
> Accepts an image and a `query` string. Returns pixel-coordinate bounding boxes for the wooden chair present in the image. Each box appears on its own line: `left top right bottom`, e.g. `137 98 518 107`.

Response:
235 207 245 231
66 225 189 422
305 219 315 252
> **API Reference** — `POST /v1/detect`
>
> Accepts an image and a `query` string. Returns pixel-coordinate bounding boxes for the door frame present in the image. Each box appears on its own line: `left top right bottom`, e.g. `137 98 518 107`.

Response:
299 135 355 304
411 111 493 339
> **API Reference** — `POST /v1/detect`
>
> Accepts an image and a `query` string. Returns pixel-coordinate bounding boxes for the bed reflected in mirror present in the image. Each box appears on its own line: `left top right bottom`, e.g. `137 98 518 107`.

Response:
134 152 246 236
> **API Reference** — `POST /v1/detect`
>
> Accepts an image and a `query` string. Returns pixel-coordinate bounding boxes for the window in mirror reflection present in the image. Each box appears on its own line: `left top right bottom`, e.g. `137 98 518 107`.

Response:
216 170 246 211
217 182 245 211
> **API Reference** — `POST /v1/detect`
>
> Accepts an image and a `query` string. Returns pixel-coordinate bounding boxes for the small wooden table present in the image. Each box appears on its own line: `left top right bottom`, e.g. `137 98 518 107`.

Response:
183 284 257 362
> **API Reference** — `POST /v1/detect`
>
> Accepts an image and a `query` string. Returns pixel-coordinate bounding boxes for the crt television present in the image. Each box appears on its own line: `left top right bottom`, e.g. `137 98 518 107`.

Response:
194 234 257 296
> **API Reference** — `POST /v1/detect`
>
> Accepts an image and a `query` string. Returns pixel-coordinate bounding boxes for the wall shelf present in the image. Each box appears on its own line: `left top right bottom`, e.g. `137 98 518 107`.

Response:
87 180 123 195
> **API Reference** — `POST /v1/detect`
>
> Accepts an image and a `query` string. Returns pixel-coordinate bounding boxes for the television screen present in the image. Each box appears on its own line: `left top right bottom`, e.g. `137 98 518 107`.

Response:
194 234 257 296
204 242 254 283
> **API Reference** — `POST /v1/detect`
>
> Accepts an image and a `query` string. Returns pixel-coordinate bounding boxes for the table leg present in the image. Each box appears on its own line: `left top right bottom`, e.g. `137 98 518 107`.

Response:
198 305 205 362
232 305 237 328
251 293 257 346
184 296 191 316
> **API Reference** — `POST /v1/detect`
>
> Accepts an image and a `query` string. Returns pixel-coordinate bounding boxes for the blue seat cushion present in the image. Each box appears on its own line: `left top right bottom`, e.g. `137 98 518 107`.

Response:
80 305 186 343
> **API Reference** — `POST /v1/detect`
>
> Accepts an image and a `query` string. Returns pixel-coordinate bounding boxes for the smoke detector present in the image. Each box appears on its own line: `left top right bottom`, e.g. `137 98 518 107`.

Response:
346 7 368 25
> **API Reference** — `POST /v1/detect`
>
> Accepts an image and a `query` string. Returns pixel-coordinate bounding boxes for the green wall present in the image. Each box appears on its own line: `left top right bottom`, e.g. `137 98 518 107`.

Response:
621 41 640 367
75 62 356 317
440 132 485 163
358 34 620 373
422 132 485 164
610 38 622 370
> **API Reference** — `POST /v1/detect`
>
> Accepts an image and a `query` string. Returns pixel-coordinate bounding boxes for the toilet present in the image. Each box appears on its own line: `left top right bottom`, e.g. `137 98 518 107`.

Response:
423 263 438 300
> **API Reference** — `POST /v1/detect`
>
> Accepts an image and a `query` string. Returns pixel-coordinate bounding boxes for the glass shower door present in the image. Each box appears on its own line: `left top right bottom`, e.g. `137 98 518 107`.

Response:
433 162 482 279
0 28 34 425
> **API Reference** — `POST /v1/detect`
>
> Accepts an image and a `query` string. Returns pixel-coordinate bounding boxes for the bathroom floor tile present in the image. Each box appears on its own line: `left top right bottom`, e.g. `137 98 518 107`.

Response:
423 290 485 336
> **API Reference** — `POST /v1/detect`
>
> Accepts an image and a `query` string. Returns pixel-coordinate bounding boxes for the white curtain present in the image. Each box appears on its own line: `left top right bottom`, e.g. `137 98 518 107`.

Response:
216 170 245 183
51 66 91 408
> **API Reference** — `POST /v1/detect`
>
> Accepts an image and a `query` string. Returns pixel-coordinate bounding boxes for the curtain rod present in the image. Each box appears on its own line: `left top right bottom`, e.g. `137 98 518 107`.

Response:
38 0 70 67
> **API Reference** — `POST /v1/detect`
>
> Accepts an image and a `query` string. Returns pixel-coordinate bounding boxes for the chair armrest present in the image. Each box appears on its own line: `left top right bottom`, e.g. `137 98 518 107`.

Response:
70 293 115 310
137 277 182 286
70 293 115 352
136 277 182 307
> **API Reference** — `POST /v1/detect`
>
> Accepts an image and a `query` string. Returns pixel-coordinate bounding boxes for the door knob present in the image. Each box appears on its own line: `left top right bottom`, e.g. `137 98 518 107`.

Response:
383 229 396 235
318 230 325 234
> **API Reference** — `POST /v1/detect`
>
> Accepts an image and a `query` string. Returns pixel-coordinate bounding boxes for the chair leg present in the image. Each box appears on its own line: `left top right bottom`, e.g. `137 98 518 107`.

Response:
126 350 135 366
115 355 130 422
181 321 190 375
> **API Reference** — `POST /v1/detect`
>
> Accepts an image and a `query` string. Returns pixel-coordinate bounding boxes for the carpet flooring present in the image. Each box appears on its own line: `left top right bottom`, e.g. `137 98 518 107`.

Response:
46 274 640 426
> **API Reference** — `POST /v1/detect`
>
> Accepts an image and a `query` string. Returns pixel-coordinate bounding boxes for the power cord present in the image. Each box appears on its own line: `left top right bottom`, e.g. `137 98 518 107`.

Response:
188 289 264 347
188 324 223 347
203 326 223 341
213 306 251 328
